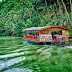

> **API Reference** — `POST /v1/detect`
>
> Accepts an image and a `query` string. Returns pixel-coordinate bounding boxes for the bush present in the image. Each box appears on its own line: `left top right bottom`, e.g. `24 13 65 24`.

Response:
69 27 72 36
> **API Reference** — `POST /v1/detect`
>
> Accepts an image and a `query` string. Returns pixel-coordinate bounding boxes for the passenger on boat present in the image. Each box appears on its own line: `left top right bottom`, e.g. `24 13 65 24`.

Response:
60 40 64 44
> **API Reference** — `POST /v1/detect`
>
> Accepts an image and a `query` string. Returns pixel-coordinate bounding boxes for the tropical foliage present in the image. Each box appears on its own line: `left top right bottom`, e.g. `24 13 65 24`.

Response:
0 0 72 36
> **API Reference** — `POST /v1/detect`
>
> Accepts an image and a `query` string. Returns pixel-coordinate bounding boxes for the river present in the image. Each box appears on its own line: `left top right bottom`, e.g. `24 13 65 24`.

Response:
0 37 72 72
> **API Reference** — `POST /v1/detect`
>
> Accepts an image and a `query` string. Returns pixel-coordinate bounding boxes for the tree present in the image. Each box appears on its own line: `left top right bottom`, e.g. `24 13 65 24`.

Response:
0 0 72 36
14 21 24 36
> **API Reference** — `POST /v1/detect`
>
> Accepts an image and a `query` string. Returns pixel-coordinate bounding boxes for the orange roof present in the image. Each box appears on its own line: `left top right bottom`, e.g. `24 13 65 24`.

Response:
23 26 70 31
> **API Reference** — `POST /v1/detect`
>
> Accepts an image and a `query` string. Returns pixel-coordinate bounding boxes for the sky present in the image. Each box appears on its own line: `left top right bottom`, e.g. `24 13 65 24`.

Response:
0 0 2 2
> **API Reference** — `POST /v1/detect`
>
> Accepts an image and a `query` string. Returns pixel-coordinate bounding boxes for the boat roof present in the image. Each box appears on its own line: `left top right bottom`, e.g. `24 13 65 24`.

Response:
54 35 72 37
23 26 70 32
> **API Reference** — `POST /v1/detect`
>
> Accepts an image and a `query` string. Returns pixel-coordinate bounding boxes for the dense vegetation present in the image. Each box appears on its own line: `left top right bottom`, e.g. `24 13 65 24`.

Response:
0 0 72 36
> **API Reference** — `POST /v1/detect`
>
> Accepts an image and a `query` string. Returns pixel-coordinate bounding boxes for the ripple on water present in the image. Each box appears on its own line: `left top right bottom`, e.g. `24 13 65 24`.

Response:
3 68 32 72
0 52 24 58
0 57 26 71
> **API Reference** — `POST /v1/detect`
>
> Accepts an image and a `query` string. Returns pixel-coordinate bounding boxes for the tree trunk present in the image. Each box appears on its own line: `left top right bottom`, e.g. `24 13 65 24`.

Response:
37 10 42 26
45 0 49 24
29 10 31 19
57 0 63 16
61 0 71 25
70 0 72 25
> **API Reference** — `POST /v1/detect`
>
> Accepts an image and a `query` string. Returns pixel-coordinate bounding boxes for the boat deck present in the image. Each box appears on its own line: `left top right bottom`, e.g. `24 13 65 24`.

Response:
24 38 52 42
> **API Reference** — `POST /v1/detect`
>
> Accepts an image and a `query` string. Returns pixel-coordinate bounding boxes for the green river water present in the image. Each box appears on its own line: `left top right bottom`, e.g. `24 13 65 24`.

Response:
0 37 72 72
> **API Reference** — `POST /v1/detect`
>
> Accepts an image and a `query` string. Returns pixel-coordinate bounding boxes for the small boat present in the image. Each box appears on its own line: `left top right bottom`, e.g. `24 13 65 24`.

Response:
23 26 71 45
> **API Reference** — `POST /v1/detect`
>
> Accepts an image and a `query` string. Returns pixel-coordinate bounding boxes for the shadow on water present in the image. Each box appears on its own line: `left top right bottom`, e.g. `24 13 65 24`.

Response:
23 40 52 45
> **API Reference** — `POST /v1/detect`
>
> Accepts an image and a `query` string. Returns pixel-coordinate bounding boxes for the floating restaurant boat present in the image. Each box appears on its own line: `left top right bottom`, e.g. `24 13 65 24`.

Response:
23 26 71 45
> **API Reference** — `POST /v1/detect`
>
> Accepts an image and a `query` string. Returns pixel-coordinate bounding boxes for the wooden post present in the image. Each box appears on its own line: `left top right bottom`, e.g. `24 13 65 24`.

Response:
43 42 46 44
69 37 70 45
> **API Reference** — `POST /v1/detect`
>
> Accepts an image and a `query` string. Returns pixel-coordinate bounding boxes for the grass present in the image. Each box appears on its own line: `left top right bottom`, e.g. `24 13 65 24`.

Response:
0 37 72 72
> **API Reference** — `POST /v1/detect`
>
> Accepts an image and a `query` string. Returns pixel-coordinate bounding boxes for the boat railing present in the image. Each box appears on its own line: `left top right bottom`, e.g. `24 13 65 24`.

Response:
23 35 40 41
23 35 53 42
